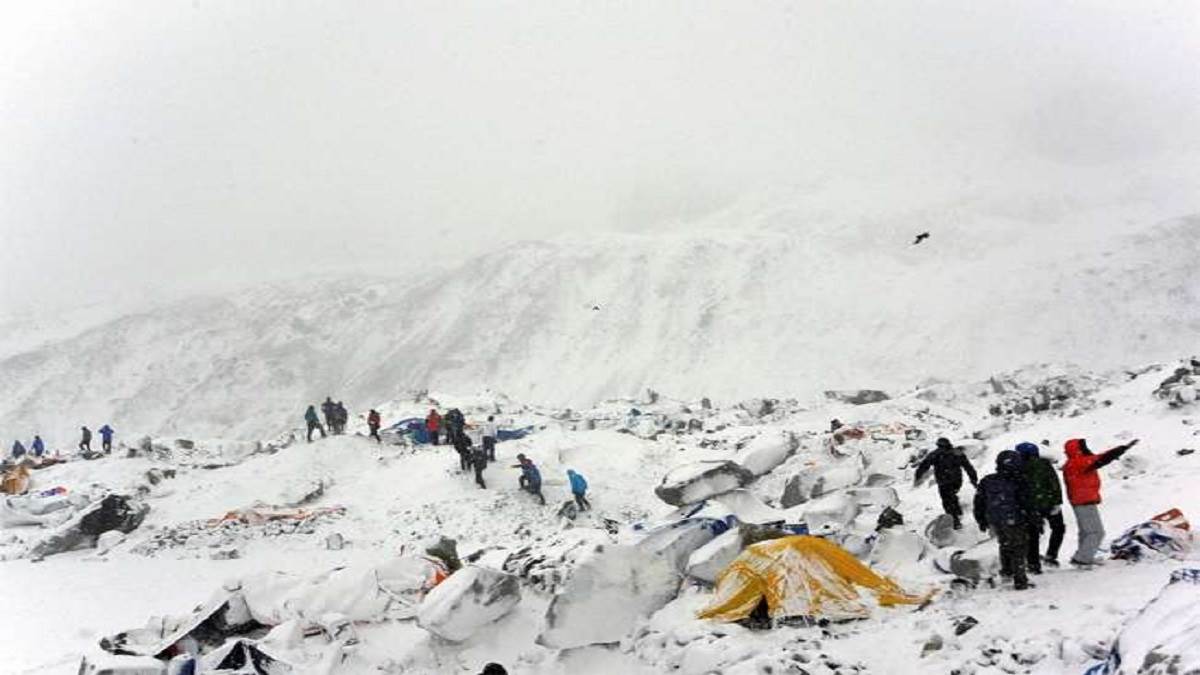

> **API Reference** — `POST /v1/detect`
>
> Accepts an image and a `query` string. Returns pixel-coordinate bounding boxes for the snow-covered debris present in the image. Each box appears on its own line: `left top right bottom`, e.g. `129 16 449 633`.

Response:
416 565 521 642
825 390 890 405
1109 508 1193 562
1086 568 1200 675
780 457 864 507
28 494 148 561
733 430 798 476
1154 358 1200 408
793 491 860 535
633 517 729 573
655 461 755 507
933 542 999 583
538 544 680 649
685 528 743 585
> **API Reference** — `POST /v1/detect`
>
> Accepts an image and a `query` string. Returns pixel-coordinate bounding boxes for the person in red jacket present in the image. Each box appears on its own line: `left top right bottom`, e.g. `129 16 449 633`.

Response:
426 409 442 446
367 409 382 444
1062 437 1139 566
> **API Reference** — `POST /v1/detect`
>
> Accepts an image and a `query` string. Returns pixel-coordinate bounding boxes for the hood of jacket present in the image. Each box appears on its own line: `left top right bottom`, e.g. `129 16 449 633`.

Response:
1064 438 1090 459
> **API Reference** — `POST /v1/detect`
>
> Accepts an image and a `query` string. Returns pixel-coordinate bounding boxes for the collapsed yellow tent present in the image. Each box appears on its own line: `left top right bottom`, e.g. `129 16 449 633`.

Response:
697 535 927 622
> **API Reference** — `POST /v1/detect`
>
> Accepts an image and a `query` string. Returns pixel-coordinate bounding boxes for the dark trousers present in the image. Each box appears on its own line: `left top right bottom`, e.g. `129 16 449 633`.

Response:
1028 509 1065 564
520 476 546 504
369 424 381 444
483 436 496 461
995 524 1028 586
574 493 591 511
306 421 325 442
429 429 439 445
457 447 470 472
937 483 963 518
79 441 90 453
473 462 487 489
102 439 112 453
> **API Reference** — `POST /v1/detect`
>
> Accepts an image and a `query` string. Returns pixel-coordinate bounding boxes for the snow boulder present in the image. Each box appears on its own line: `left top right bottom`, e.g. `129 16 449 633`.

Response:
780 460 863 508
655 461 754 507
844 486 900 509
29 494 149 560
734 430 799 476
417 565 521 642
1086 568 1200 675
796 492 860 535
934 543 1000 582
924 514 986 549
538 544 681 649
868 529 931 576
685 528 743 584
635 518 729 572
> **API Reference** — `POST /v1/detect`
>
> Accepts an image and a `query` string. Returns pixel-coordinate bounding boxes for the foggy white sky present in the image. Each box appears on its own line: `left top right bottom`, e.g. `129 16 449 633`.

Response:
2 1 1198 314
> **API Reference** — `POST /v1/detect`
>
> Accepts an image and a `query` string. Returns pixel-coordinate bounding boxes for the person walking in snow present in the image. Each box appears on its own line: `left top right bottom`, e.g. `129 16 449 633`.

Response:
367 409 382 444
445 408 465 446
481 415 499 462
478 664 508 675
426 409 442 446
453 428 473 472
79 426 92 453
515 453 546 505
567 469 590 511
334 401 349 435
915 437 979 529
98 424 115 453
1062 437 1139 567
11 440 26 459
321 397 336 431
305 405 326 442
469 442 488 489
974 450 1037 590
31 435 45 458
1016 441 1066 569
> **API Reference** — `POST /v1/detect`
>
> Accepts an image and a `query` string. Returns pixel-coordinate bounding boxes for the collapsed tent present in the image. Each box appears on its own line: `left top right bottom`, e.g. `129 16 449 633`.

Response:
1085 568 1200 675
1110 508 1193 562
696 535 927 622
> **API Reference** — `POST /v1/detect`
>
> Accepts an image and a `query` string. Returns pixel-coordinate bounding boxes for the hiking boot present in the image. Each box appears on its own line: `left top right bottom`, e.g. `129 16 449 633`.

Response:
1029 566 1044 575
1069 558 1097 569
952 517 963 530
1042 556 1060 568
1013 580 1034 591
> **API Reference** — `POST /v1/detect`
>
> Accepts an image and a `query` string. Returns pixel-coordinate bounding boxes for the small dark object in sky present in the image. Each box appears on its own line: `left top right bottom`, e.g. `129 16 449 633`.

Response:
592 305 600 311
912 232 930 245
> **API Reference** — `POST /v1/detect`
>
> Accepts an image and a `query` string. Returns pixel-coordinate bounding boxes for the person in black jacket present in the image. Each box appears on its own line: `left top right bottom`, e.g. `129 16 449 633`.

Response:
1015 441 1065 570
974 450 1037 590
915 437 979 529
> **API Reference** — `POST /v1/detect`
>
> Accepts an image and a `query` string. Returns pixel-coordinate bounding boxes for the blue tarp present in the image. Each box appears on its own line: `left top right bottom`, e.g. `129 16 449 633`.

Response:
384 419 536 445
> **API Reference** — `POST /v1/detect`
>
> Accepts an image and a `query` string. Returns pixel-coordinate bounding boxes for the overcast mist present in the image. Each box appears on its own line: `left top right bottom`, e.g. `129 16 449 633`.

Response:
2 1 1198 315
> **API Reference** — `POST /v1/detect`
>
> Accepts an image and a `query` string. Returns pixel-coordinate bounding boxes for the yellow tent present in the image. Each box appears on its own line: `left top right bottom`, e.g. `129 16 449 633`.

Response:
696 535 927 622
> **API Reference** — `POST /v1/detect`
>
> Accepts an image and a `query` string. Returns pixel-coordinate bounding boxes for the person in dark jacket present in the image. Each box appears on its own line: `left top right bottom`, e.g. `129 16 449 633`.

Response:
426 409 442 446
444 409 465 446
1062 437 1138 566
974 450 1036 590
479 664 507 675
453 429 473 472
31 435 45 458
515 453 546 505
334 402 349 435
305 405 326 442
469 442 488 489
1016 441 1066 569
11 440 26 459
915 437 979 529
79 426 92 453
321 397 336 431
367 410 382 444
567 469 590 511
98 425 115 453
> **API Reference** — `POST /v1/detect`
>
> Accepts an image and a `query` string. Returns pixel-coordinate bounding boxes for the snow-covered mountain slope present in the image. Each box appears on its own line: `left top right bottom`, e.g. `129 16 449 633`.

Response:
2 215 1198 444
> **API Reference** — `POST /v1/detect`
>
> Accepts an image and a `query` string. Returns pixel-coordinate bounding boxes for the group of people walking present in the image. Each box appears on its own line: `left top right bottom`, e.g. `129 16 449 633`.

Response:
917 435 1138 591
9 425 115 460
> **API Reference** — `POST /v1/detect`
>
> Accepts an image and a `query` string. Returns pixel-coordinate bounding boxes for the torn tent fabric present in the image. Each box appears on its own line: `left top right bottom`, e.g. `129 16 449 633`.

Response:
1085 569 1200 675
696 535 927 622
1110 508 1193 562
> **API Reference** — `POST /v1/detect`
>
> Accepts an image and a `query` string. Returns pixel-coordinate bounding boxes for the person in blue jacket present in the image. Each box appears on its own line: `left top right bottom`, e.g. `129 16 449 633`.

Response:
98 425 115 453
31 435 45 458
567 469 591 511
514 454 545 505
11 440 26 459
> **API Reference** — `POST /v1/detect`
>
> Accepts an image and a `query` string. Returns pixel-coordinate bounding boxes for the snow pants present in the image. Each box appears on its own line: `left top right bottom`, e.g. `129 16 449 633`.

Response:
520 476 546 505
995 524 1028 586
369 423 381 444
573 492 591 511
483 436 496 461
1071 504 1105 565
937 483 963 519
1029 508 1065 563
429 429 439 446
473 461 487 489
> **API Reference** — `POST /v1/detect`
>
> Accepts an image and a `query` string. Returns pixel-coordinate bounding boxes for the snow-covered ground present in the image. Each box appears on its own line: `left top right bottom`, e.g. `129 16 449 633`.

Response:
3 357 1199 674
